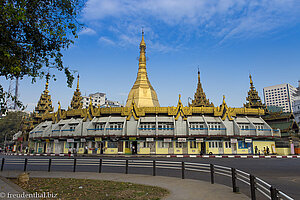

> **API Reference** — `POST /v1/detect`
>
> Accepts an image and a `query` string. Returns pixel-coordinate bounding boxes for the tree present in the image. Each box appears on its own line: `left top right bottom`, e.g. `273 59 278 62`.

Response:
0 0 85 114
0 111 27 146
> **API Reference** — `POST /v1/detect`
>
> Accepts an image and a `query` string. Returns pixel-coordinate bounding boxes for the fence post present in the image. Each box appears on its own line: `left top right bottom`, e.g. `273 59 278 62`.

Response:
153 160 156 176
250 174 256 200
181 162 185 179
48 159 51 172
231 168 238 192
210 164 214 184
98 159 102 173
1 158 4 171
270 186 278 200
73 158 76 172
24 158 28 172
125 160 128 174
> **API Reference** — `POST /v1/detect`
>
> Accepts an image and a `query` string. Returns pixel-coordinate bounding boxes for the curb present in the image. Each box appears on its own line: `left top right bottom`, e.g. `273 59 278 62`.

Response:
3 153 300 158
166 155 300 158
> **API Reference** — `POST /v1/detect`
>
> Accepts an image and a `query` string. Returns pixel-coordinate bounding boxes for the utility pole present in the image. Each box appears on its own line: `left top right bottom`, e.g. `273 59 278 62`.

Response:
13 77 19 110
7 77 19 110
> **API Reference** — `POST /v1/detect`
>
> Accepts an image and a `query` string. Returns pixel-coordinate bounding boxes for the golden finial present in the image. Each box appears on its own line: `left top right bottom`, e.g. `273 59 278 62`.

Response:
223 95 226 104
140 28 146 47
177 94 183 106
198 68 200 83
77 74 80 90
89 96 92 107
249 74 255 90
249 74 254 88
45 73 50 91
58 101 61 109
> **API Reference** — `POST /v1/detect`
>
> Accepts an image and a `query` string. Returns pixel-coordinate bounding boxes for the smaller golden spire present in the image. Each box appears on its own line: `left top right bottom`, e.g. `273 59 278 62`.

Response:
45 73 50 92
249 74 254 90
198 68 200 84
77 74 80 90
189 69 214 107
35 73 53 115
70 74 83 110
244 74 265 109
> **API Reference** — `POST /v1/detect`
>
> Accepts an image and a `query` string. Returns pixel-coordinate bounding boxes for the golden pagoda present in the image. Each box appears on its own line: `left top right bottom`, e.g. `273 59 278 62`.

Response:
35 73 54 114
70 74 83 109
189 70 214 107
244 74 265 109
125 31 160 107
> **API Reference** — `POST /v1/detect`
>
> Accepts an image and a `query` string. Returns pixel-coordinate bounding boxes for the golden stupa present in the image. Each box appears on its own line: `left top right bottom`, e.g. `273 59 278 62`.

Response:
125 31 160 107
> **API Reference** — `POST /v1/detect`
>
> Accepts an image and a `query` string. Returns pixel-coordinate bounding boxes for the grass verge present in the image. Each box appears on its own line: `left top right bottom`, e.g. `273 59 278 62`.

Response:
11 177 169 200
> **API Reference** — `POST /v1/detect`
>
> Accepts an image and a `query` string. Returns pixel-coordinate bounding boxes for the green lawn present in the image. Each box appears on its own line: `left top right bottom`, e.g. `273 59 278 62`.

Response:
11 178 169 200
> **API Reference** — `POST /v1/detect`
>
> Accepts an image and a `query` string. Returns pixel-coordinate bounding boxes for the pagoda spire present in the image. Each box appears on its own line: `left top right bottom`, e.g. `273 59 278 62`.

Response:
70 74 83 109
189 69 214 107
35 73 54 114
125 30 160 107
138 29 146 71
45 73 49 91
244 74 265 109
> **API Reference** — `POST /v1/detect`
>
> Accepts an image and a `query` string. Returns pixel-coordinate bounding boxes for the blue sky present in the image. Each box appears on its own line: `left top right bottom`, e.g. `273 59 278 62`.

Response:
2 0 300 111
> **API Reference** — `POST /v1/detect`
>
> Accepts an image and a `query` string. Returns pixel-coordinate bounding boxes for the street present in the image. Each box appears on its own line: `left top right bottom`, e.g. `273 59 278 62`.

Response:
0 154 299 199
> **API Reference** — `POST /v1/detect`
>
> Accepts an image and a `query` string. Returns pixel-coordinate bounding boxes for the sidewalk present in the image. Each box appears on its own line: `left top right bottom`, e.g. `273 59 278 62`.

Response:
0 175 32 200
0 171 249 200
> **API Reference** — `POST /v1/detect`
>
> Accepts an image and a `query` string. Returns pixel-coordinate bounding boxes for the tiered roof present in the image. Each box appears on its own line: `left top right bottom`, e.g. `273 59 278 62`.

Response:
35 73 53 114
189 70 214 107
244 74 265 109
70 75 83 110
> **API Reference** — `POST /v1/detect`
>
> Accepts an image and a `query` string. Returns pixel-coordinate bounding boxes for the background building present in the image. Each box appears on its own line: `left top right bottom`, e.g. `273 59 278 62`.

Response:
293 81 300 124
82 92 121 108
263 84 297 113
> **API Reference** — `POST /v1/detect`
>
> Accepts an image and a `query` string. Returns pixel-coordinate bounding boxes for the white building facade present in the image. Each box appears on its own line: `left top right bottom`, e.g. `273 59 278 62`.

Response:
293 81 300 123
29 113 279 155
82 92 121 108
263 84 297 113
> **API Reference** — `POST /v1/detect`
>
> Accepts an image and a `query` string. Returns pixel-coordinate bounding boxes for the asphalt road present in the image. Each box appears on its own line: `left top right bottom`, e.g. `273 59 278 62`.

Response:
1 154 299 200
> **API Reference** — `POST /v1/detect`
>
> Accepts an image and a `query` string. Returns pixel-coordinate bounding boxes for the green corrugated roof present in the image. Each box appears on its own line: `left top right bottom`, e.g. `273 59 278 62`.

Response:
263 111 293 121
267 106 283 113
268 121 293 131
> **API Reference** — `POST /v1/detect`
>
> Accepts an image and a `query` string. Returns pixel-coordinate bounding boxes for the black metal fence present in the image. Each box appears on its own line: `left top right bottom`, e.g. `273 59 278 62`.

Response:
0 158 293 200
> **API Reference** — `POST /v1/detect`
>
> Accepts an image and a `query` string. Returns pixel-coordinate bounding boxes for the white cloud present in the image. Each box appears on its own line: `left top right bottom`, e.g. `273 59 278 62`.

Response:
82 0 300 45
79 27 97 35
98 36 116 45
118 92 128 96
